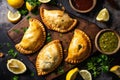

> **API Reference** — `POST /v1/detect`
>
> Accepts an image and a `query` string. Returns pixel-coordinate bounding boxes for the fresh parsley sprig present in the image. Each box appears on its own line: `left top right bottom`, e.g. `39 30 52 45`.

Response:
12 76 19 80
25 0 41 7
86 54 112 78
8 49 18 58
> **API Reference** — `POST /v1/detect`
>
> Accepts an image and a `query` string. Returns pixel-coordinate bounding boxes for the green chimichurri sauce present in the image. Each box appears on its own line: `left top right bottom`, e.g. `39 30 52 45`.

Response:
98 31 118 52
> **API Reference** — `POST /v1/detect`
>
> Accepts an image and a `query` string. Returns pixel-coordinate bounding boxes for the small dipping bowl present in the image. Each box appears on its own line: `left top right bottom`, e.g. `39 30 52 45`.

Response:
69 0 96 13
95 29 120 55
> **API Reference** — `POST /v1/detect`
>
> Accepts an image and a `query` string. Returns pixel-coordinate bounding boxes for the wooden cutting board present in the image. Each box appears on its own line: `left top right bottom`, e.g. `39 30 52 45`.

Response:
7 4 101 80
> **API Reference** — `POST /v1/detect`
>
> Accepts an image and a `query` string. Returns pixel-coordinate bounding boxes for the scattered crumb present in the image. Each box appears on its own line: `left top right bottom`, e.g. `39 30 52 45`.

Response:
0 52 4 58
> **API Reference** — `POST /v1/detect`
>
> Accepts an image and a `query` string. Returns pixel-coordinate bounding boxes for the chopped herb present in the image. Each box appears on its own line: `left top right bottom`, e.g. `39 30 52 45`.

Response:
22 27 28 32
86 54 111 78
12 76 19 80
47 37 52 42
47 33 52 42
26 16 31 20
26 0 41 7
8 49 18 58
57 66 64 74
13 29 20 34
6 42 11 48
18 8 28 15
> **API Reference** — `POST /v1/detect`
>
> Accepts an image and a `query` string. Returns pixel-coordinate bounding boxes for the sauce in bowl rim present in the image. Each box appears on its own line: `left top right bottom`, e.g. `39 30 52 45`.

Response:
95 29 120 55
69 0 96 13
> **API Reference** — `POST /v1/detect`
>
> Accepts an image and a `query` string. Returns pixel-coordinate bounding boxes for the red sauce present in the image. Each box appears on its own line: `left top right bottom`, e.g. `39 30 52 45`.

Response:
72 0 93 10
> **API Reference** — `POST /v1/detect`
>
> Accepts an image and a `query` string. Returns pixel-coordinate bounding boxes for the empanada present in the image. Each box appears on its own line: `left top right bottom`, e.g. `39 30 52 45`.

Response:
15 18 46 54
36 40 63 75
40 7 77 33
65 29 91 64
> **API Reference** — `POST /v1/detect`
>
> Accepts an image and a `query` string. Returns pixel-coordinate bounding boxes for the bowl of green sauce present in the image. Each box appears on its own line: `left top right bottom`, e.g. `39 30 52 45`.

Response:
95 29 120 55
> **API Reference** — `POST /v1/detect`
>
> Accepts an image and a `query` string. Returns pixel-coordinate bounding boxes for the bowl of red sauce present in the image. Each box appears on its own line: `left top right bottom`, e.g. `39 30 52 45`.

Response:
69 0 96 13
95 29 120 55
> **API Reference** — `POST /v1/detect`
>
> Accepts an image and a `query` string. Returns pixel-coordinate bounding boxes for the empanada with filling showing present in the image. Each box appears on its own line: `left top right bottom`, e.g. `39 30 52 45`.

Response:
40 7 77 33
36 40 63 75
15 18 46 54
65 29 91 64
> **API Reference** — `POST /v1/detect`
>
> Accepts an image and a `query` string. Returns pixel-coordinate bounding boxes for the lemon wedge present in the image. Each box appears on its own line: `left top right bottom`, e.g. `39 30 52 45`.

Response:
66 68 79 80
96 8 109 22
110 65 120 78
7 0 24 8
7 59 27 74
39 0 51 3
7 10 21 23
26 2 35 12
79 70 92 80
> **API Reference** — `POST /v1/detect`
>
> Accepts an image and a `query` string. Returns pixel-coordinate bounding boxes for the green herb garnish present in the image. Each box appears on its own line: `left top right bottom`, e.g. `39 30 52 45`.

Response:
57 66 64 74
26 16 31 20
47 33 52 42
8 49 18 58
22 27 28 32
13 29 20 34
12 76 19 80
18 8 28 15
6 42 11 48
86 54 111 78
26 0 41 7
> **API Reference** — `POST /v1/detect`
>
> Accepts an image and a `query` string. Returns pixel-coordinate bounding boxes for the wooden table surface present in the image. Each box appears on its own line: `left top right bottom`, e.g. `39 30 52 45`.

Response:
0 0 120 80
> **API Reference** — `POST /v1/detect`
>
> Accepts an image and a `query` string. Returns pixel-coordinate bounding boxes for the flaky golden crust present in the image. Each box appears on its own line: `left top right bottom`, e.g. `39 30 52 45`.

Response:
65 29 91 64
36 40 63 75
40 7 77 33
15 18 46 54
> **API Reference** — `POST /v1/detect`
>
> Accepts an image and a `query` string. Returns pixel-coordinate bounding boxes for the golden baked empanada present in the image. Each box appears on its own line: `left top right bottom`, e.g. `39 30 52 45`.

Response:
65 29 91 64
36 40 63 75
15 18 46 54
40 7 77 33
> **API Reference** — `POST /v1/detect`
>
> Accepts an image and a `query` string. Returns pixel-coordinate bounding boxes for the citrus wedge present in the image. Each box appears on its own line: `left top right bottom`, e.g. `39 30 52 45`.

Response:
26 2 35 12
39 0 51 3
96 8 109 22
66 68 79 80
79 70 92 80
7 59 27 74
110 65 120 78
7 10 21 23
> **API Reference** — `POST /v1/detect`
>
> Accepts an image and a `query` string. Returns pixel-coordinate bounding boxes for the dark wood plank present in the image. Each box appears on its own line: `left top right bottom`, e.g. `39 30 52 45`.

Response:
7 4 101 80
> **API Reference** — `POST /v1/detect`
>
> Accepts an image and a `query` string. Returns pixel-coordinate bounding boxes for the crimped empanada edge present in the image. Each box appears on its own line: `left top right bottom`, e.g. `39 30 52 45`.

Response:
15 18 46 54
40 7 77 33
36 40 63 76
65 29 92 64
